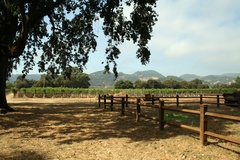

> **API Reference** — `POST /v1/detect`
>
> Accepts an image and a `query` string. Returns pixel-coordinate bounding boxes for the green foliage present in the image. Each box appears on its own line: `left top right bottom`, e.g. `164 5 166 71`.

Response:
188 78 209 89
162 78 180 89
14 76 36 89
6 82 14 90
165 112 198 124
113 78 238 90
18 87 239 98
178 81 189 89
134 80 148 88
146 79 164 89
230 76 240 88
21 68 91 88
114 80 134 89
19 87 98 98
62 68 90 88
0 1 158 77
11 87 18 94
235 76 240 84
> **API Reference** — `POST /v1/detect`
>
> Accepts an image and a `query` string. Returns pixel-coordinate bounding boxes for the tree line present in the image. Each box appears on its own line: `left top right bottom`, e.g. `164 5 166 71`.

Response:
114 77 240 89
6 72 240 92
114 78 209 89
7 68 90 91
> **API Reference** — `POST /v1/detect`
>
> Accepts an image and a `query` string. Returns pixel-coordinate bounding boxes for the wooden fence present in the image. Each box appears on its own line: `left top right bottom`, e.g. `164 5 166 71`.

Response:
159 102 240 146
98 94 240 146
98 94 231 108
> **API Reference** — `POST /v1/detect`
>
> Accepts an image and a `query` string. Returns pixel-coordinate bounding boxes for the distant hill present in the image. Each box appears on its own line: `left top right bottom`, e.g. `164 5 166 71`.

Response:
132 70 165 81
179 74 200 81
88 71 115 88
164 75 184 81
8 74 41 82
89 70 166 87
200 75 236 86
221 73 240 77
8 71 240 88
88 71 239 87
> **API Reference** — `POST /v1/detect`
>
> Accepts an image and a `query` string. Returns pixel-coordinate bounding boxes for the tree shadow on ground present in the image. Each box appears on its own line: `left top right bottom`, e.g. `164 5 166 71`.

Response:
0 150 46 160
1 102 194 142
0 101 239 151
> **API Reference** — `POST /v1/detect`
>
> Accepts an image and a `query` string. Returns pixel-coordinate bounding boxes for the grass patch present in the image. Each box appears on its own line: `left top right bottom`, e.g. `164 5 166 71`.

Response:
165 111 198 124
222 120 235 125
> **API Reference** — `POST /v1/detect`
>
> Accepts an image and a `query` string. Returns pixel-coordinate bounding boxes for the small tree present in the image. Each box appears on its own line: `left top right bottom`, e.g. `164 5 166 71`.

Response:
179 80 189 89
6 82 14 91
230 76 240 88
134 80 148 88
162 78 180 89
62 67 90 88
124 80 134 89
146 79 164 89
188 78 209 89
14 76 36 89
33 74 57 88
114 80 134 89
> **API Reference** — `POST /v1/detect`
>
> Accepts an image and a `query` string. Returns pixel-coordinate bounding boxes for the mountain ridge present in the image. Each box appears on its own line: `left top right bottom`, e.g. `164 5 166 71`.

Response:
8 70 240 87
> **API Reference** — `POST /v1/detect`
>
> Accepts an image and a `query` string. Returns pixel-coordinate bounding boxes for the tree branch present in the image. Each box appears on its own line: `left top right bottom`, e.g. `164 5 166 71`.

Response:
6 1 66 58
19 1 27 32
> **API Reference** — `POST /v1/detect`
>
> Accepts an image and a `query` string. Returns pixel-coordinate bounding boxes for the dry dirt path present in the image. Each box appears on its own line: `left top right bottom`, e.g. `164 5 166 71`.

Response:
0 95 239 160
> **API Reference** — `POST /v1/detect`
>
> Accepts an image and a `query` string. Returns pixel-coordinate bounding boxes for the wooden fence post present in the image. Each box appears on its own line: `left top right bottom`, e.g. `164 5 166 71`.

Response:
98 94 101 108
217 95 220 108
238 97 240 109
159 100 165 130
126 94 128 108
104 95 106 109
200 104 208 145
110 95 113 111
121 97 125 116
33 89 36 98
136 98 141 122
200 94 203 104
176 94 179 107
152 95 154 106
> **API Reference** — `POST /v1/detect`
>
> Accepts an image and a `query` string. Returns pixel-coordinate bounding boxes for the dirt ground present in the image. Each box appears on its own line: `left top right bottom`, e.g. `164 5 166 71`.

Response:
0 94 239 160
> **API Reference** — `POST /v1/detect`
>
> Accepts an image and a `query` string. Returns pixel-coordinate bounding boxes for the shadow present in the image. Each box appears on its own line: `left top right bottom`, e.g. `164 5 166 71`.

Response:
0 150 47 160
214 143 240 155
0 101 195 142
0 101 239 154
163 104 240 133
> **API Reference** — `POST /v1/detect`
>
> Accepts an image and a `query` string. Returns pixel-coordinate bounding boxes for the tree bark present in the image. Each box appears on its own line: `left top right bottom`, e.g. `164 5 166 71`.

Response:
0 52 15 113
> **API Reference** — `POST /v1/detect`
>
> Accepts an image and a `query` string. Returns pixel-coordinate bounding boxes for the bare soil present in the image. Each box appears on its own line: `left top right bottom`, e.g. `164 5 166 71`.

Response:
0 94 239 160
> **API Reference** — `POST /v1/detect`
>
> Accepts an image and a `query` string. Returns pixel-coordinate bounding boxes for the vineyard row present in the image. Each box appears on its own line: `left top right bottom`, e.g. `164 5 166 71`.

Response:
12 87 239 98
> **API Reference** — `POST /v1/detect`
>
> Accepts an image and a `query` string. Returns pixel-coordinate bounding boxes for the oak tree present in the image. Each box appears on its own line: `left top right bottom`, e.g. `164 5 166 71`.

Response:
0 0 158 112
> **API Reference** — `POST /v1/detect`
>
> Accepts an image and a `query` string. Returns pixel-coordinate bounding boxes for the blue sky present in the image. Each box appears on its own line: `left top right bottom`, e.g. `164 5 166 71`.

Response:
14 0 240 77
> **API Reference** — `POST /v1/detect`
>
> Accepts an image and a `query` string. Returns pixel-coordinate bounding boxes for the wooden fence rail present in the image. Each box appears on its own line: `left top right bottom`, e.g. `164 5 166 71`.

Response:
98 94 240 146
98 94 230 109
159 102 240 146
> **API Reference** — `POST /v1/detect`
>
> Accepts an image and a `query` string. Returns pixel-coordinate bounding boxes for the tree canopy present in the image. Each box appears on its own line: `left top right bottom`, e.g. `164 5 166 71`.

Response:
114 78 210 89
1 0 158 77
230 76 240 88
114 80 133 89
0 0 158 111
33 68 90 88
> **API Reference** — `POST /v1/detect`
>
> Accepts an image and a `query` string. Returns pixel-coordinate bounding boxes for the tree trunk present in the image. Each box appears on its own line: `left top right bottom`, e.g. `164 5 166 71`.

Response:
0 53 15 113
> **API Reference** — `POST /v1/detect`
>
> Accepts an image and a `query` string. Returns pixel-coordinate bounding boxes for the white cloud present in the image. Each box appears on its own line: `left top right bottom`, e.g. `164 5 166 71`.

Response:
150 0 240 60
164 40 195 57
